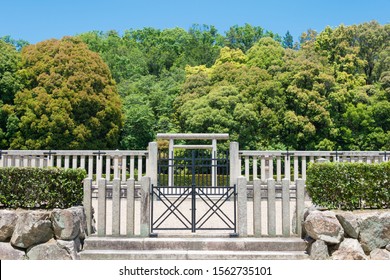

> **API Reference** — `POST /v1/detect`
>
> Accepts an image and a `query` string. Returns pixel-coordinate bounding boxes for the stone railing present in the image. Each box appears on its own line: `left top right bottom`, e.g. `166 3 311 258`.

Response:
238 150 389 183
0 149 148 183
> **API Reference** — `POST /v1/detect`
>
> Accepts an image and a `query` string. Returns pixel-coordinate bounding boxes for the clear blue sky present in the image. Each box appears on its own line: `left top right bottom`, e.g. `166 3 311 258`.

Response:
1 0 389 44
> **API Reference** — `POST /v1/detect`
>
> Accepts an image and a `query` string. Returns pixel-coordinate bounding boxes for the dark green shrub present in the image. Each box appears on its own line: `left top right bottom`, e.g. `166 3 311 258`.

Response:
0 167 87 209
306 161 390 210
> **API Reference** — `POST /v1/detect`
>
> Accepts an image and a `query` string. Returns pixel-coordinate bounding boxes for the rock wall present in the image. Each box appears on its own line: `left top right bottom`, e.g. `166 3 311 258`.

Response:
0 206 88 260
303 208 390 260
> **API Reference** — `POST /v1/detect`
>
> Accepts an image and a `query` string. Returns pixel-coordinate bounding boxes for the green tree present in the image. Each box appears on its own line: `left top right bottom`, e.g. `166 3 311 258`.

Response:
224 24 265 52
282 31 294 49
10 37 122 149
0 40 22 148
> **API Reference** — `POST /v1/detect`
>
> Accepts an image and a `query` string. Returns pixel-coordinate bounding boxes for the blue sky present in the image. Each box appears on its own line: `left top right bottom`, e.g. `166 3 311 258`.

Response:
1 0 389 44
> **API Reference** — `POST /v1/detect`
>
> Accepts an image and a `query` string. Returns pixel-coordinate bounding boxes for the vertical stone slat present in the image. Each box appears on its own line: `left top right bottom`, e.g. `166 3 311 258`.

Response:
253 178 261 237
64 156 69 169
113 156 119 179
260 156 266 183
72 156 78 169
245 156 250 181
105 155 111 181
301 156 307 180
296 179 305 237
294 156 299 181
112 178 120 236
140 176 151 237
97 179 106 236
229 142 239 187
83 178 93 235
282 178 290 237
147 142 158 187
252 157 258 180
121 155 127 181
88 155 93 179
276 156 282 182
138 156 143 183
127 179 135 236
237 176 247 237
130 156 135 179
267 178 276 236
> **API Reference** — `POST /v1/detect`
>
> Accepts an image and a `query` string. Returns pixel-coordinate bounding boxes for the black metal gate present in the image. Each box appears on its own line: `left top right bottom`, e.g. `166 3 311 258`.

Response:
151 150 237 234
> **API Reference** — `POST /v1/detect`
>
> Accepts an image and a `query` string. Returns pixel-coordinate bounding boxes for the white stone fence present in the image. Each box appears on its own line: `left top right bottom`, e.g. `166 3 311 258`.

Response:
0 149 148 183
238 150 389 183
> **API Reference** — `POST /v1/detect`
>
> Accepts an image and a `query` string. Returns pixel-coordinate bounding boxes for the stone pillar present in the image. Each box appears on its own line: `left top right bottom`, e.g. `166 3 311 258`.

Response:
237 176 247 237
97 179 106 236
282 178 291 237
83 178 92 235
267 179 276 236
140 176 151 237
296 179 305 237
229 142 240 187
147 142 158 187
253 178 261 237
126 179 135 236
112 178 121 236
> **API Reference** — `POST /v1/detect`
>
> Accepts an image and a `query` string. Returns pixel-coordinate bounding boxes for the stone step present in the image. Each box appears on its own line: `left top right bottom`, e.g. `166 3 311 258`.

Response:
80 249 309 260
83 236 307 252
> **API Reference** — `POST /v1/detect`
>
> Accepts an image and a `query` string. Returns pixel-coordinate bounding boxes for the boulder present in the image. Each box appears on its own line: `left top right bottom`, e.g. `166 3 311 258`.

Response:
70 206 88 239
359 212 390 254
0 210 18 241
331 238 367 260
57 239 81 260
386 244 390 252
370 248 390 260
336 212 360 239
309 240 329 260
0 242 25 260
304 211 344 244
11 211 53 249
51 208 81 240
27 239 72 260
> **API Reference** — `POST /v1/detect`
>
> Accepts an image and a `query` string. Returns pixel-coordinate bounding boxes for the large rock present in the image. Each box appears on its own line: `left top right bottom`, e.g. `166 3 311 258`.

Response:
0 210 18 241
11 211 53 249
359 212 390 254
0 242 25 260
51 208 81 240
57 239 81 260
336 212 360 239
386 244 390 252
331 238 367 260
370 248 390 260
309 240 329 260
71 206 88 239
304 211 344 244
27 239 72 260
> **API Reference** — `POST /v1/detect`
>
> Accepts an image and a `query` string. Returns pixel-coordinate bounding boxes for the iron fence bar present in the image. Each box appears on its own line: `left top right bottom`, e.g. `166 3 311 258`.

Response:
152 187 192 229
195 187 235 229
153 188 191 227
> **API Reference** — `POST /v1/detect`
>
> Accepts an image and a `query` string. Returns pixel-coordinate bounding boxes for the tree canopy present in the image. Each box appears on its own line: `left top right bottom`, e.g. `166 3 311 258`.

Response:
0 22 389 150
4 37 122 149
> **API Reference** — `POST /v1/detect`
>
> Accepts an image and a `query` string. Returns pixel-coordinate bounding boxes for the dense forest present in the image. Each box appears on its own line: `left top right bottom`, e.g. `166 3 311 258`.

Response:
0 22 389 150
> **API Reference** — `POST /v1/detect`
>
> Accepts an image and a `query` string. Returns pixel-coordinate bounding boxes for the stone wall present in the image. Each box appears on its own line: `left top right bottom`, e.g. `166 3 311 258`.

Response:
0 206 88 260
303 208 390 260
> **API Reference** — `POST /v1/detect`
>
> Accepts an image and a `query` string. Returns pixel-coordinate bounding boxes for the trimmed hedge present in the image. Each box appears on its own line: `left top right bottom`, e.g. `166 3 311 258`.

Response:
0 167 86 209
306 161 390 210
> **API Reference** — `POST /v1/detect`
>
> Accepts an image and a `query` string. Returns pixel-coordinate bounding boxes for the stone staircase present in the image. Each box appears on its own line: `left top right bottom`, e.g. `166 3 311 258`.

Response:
80 235 309 260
